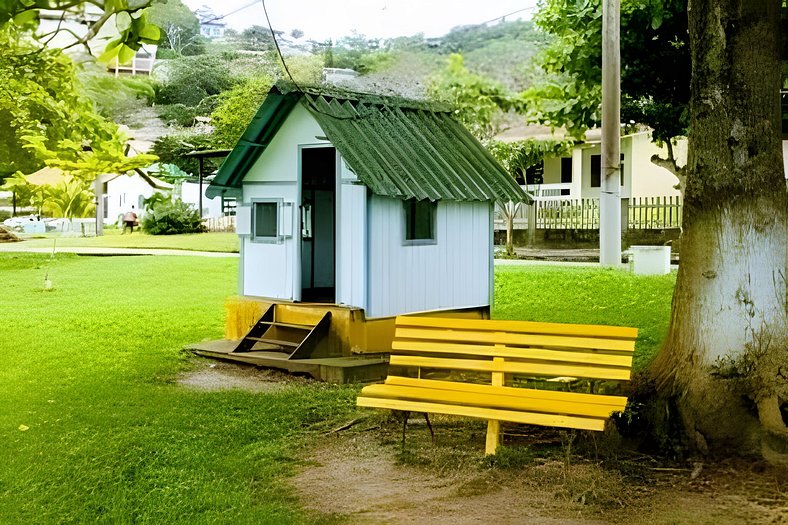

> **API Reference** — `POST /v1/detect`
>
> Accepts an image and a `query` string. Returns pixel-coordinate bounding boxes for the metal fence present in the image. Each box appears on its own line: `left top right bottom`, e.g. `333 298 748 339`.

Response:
495 196 682 231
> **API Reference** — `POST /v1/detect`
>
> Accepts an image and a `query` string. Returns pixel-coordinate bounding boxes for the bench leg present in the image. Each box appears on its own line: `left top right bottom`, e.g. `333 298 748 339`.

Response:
401 411 409 448
485 420 501 455
423 413 435 443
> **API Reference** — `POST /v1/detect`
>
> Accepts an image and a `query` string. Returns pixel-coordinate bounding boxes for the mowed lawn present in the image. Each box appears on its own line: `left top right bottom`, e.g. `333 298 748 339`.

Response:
493 265 675 371
0 255 675 523
0 254 355 523
16 230 240 253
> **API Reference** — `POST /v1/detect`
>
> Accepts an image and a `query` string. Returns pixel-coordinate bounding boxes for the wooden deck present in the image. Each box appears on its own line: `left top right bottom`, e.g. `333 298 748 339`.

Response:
186 339 389 383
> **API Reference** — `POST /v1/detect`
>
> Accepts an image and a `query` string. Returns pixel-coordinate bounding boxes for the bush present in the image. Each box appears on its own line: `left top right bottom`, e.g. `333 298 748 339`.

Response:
155 56 235 107
210 75 273 147
141 199 205 235
158 103 198 127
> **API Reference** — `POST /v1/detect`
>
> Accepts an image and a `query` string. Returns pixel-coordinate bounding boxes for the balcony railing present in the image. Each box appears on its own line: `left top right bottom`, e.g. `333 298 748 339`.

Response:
523 183 574 201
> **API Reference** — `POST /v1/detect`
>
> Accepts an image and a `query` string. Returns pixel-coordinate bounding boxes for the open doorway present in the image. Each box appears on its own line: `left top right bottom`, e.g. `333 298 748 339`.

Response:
300 146 336 303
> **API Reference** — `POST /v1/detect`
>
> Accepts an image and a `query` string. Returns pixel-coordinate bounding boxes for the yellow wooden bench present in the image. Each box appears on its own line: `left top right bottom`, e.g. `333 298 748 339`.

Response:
357 316 638 454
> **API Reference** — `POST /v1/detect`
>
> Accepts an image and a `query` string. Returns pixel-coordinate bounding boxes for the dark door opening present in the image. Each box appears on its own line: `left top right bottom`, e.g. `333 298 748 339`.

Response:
300 147 336 303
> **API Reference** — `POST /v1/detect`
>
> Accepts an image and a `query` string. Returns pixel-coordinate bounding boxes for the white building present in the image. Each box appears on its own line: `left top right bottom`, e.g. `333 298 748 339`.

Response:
194 6 226 39
103 172 172 225
207 85 528 318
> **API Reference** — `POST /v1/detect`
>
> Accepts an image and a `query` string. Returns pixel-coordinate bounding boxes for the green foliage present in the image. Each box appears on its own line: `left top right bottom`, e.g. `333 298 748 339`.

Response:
210 75 274 148
158 103 198 127
41 175 95 219
150 133 217 175
488 139 574 179
97 8 160 65
141 198 205 235
0 1 159 60
155 55 235 106
428 54 514 140
0 26 156 181
525 0 689 142
141 191 171 211
79 71 155 121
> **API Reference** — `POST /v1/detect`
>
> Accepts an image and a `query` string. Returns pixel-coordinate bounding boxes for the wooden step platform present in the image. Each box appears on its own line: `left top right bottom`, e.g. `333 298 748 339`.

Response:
187 339 389 383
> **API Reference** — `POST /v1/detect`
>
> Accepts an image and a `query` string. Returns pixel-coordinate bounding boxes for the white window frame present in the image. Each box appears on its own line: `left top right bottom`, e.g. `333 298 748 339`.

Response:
251 198 283 243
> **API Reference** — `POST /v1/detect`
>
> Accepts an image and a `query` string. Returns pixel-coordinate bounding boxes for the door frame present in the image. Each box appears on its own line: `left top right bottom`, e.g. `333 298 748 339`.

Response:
295 143 337 303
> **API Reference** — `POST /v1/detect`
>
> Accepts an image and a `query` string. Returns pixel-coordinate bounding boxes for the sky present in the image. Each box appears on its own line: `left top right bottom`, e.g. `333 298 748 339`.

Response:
181 0 539 41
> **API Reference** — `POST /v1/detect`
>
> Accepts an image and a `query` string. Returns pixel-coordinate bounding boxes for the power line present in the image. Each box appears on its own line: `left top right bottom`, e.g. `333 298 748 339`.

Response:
260 0 362 121
200 0 260 26
478 6 537 26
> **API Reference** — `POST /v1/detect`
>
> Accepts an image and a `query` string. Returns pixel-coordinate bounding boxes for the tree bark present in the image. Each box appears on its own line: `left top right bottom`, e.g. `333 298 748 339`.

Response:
651 0 788 460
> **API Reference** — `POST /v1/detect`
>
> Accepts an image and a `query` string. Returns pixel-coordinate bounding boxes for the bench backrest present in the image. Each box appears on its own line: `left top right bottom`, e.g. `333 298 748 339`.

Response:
391 316 638 381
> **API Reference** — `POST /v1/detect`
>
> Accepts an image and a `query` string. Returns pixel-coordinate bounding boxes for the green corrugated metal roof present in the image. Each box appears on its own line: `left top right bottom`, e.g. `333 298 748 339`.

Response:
207 85 529 203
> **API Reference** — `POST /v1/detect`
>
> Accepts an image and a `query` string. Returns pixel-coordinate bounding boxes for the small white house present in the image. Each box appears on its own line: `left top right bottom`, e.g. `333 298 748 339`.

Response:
103 172 172 224
207 86 528 319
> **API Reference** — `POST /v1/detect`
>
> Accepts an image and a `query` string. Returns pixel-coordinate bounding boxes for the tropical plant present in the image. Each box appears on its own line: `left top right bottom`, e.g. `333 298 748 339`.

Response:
141 199 205 235
43 176 95 219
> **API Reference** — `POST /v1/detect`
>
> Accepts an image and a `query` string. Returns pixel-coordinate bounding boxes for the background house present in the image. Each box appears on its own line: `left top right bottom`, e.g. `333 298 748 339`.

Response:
194 6 226 39
103 172 172 224
208 85 527 318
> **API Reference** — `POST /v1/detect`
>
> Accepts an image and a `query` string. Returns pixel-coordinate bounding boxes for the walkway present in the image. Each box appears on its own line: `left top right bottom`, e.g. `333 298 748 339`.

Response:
0 244 239 258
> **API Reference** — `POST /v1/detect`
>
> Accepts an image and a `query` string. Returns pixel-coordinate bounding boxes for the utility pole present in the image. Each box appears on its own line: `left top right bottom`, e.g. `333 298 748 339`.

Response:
600 0 621 266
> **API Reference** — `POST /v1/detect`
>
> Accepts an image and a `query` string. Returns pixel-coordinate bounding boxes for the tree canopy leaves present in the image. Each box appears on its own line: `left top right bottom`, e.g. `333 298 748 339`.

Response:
524 0 689 143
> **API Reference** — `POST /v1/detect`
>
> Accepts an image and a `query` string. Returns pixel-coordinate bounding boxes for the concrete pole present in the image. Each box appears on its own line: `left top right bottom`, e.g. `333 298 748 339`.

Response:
600 0 622 266
93 176 104 237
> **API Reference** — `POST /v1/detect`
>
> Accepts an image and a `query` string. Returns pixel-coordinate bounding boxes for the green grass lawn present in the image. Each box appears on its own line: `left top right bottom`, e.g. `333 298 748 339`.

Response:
0 254 354 523
494 266 675 371
0 256 675 523
16 230 240 252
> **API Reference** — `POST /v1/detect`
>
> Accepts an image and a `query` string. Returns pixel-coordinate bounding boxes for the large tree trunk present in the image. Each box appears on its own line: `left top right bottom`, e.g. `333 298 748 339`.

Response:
651 0 788 460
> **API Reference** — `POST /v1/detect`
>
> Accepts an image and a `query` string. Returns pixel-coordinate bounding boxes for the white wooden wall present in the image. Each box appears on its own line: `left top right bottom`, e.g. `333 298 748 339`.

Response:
336 160 367 310
240 105 329 300
366 196 492 318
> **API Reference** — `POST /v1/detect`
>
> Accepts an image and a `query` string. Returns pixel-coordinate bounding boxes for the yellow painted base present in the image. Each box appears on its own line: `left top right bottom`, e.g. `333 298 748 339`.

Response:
223 296 489 356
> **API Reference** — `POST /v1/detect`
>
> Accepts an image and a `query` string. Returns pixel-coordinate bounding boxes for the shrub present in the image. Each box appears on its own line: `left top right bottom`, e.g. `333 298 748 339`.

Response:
155 56 235 107
210 75 273 147
141 199 205 235
158 103 198 127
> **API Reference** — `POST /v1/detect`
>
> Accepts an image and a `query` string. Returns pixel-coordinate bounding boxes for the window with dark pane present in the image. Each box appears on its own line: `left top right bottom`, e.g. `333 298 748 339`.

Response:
253 202 278 239
404 199 436 241
590 154 624 188
560 157 572 195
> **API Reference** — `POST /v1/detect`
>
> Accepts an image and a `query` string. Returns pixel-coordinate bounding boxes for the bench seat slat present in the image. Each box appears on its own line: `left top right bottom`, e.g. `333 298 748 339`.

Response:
385 376 628 408
398 316 639 340
356 396 607 432
360 383 625 418
390 355 632 381
391 340 633 367
395 327 636 352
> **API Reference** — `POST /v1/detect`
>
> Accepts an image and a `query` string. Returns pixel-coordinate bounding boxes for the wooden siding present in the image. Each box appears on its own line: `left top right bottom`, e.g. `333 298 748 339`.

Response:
241 105 330 300
336 160 367 309
366 196 491 318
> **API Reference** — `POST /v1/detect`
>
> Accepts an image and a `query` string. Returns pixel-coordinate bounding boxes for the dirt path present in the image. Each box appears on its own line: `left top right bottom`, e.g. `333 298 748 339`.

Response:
292 427 788 524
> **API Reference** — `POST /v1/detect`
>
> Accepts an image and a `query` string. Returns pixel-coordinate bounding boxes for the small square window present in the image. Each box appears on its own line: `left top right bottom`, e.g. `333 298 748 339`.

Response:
404 199 437 243
253 202 278 239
